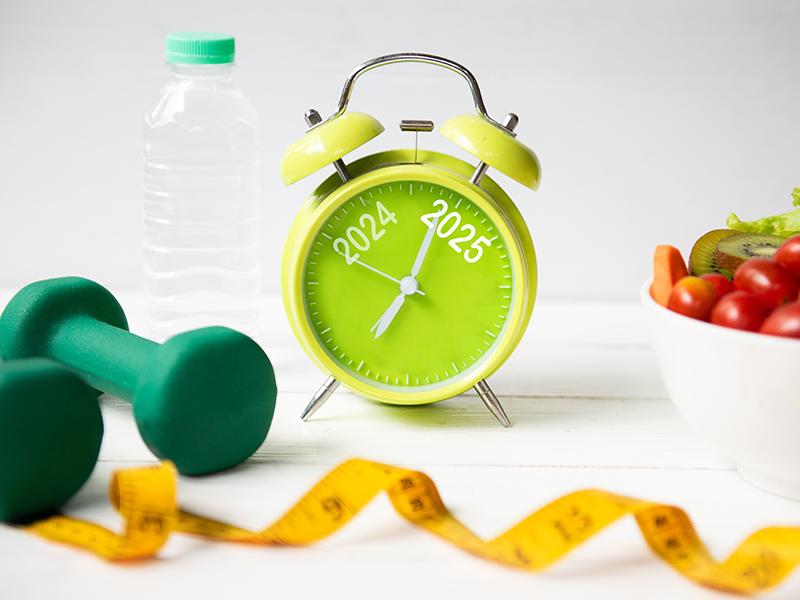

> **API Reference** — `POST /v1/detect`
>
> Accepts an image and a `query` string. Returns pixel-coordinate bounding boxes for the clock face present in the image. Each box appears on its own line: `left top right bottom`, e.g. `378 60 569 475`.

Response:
302 180 515 394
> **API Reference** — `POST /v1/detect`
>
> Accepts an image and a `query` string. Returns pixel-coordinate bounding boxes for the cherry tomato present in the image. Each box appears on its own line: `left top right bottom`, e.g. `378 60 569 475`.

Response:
775 235 800 278
700 273 734 298
667 276 718 321
760 301 800 338
710 291 769 332
733 258 798 309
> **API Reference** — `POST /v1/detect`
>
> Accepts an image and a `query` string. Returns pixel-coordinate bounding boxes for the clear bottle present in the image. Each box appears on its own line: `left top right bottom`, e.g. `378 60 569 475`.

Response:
144 32 261 340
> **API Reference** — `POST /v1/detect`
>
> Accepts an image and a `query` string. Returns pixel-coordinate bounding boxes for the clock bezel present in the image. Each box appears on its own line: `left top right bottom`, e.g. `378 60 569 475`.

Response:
282 150 536 405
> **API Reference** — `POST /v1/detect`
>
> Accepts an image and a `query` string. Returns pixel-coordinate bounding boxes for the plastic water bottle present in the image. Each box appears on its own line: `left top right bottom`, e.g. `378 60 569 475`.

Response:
144 32 261 339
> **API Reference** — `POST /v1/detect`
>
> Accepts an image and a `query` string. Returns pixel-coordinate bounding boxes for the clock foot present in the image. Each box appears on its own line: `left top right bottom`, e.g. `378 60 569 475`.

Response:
301 375 340 421
474 379 512 427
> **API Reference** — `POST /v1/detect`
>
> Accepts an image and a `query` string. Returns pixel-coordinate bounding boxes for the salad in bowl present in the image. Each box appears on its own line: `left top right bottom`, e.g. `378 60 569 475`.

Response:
643 189 800 498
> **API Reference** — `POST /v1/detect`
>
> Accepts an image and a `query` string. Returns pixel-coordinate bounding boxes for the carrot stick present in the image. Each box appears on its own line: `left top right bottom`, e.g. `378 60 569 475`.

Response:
652 245 688 306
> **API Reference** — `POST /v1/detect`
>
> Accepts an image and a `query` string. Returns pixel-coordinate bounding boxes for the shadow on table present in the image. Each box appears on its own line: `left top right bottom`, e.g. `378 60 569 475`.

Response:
314 393 571 430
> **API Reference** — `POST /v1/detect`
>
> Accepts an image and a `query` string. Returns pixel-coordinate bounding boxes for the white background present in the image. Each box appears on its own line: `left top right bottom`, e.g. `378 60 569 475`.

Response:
1 0 798 300
3 5 800 596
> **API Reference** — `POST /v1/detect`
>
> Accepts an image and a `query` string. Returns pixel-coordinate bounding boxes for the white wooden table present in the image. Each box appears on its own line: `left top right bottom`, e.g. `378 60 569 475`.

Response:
1 290 799 599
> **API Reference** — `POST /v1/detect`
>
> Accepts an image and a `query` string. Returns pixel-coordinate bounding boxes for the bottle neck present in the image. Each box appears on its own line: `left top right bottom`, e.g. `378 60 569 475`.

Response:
168 63 234 80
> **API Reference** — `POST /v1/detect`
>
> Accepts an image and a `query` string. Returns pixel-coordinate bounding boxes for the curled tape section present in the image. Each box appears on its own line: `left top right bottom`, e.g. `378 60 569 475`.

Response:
19 459 800 594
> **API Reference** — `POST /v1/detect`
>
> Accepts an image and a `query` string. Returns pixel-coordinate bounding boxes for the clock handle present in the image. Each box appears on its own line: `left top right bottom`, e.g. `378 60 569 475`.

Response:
475 380 512 427
322 53 508 132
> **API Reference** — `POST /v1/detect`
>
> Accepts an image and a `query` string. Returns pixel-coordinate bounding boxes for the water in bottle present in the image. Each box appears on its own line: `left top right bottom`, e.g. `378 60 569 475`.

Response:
144 32 261 339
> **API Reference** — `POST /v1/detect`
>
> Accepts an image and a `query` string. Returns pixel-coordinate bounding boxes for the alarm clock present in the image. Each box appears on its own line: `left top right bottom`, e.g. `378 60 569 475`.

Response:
281 53 540 426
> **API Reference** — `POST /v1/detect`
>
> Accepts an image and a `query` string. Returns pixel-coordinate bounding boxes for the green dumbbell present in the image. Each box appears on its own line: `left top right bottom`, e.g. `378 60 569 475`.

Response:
0 359 103 522
0 277 277 476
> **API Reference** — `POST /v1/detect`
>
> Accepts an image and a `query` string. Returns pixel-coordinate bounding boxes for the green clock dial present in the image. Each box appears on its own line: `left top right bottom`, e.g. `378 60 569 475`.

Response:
302 180 514 393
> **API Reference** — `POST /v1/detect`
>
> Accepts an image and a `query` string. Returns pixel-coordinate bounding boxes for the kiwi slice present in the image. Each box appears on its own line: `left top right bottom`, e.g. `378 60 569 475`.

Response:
714 232 787 272
688 229 737 278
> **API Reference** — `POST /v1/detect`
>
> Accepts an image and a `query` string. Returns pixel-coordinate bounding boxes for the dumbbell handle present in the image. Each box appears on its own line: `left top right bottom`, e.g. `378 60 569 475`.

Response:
46 315 157 400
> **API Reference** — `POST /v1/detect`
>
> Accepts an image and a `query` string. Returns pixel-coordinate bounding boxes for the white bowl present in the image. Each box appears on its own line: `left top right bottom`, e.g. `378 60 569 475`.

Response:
641 280 800 499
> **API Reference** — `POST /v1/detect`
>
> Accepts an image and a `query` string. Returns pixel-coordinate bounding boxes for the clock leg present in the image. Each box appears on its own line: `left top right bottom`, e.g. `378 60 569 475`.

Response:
301 375 340 421
474 379 512 427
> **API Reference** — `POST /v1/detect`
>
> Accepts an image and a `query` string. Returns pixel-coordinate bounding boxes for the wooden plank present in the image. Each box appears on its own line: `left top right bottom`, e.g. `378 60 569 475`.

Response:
98 392 728 470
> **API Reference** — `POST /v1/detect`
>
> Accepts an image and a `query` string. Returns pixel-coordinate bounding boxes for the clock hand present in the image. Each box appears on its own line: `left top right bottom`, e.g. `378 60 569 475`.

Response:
369 217 440 340
411 215 439 277
339 255 426 296
370 292 406 339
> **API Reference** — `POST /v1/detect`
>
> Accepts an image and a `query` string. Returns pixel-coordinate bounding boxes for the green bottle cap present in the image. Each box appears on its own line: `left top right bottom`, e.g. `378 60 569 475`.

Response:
166 32 235 65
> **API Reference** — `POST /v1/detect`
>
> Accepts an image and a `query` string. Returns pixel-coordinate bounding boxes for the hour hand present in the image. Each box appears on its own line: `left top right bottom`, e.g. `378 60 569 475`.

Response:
370 293 405 339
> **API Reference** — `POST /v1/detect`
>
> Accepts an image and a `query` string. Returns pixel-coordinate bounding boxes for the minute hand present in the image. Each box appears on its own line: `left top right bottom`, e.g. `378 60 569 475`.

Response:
411 215 439 277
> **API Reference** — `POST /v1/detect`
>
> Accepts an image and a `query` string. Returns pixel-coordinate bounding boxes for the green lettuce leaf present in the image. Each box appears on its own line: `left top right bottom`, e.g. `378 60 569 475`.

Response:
727 188 800 237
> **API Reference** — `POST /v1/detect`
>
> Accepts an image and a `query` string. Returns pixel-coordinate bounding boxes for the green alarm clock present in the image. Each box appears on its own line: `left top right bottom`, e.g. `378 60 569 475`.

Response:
281 53 540 426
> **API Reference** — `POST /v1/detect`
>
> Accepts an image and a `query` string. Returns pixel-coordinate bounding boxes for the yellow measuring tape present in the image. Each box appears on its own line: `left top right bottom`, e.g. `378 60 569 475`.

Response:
17 459 800 594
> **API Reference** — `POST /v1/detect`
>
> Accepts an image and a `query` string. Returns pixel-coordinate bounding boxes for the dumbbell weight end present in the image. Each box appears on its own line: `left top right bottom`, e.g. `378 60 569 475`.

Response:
0 360 103 523
0 277 277 476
